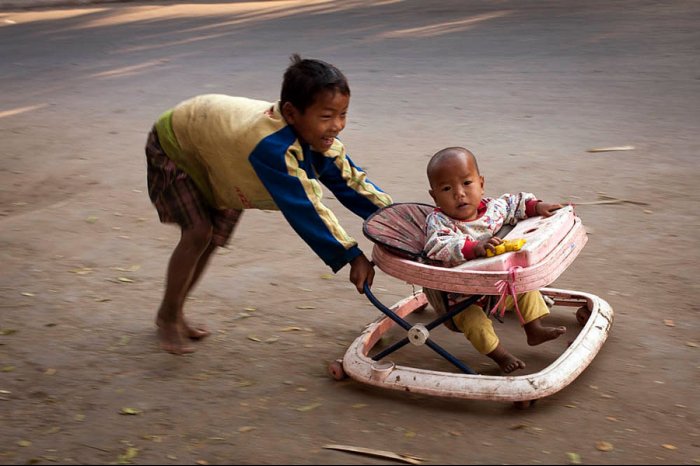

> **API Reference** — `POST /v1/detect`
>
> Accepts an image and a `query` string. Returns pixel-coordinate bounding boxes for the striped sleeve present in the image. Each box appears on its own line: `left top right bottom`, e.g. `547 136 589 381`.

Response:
249 128 362 272
314 141 392 219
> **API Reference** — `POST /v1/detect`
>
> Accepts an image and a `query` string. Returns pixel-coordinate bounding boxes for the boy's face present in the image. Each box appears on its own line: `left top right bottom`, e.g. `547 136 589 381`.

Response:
283 90 349 153
428 153 484 221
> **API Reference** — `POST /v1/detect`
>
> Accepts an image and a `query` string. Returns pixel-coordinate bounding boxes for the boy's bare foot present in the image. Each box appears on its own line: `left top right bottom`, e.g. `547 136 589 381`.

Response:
525 318 566 346
157 325 195 355
183 322 210 340
487 344 526 374
155 317 210 354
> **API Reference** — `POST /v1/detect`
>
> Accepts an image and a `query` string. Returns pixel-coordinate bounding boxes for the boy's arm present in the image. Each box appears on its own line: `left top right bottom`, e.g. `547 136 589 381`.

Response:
250 138 364 273
315 142 392 219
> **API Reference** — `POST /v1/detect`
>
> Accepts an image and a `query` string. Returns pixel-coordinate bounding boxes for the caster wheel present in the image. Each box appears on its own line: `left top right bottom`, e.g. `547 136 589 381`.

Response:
513 399 538 409
328 359 347 381
576 306 591 326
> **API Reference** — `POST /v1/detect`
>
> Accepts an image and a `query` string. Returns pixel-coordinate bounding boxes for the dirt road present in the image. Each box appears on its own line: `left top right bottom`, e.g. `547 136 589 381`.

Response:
1 1 698 464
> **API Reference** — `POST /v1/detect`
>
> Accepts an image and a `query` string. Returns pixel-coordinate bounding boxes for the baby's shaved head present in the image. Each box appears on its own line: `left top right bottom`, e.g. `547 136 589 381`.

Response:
426 147 479 185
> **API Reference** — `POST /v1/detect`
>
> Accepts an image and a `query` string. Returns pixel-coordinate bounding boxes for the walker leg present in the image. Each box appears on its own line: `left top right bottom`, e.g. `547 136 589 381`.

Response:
328 359 348 381
576 306 592 326
513 399 538 409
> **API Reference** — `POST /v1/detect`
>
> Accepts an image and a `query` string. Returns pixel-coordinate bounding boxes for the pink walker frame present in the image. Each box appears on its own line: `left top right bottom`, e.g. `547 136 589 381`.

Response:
329 206 614 405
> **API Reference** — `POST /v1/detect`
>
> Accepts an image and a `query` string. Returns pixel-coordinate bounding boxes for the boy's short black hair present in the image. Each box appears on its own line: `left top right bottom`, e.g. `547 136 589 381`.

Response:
280 53 350 113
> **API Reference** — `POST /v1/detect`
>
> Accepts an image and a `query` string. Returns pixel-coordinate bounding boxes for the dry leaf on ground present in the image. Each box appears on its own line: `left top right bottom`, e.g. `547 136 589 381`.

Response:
323 444 423 465
596 441 614 452
586 145 634 152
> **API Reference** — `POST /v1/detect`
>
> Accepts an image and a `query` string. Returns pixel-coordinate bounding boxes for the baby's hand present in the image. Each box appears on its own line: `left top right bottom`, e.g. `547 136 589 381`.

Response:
474 237 502 258
535 202 563 217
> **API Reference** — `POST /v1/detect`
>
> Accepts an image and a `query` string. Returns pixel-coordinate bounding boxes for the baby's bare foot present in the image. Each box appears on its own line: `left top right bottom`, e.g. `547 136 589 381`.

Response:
487 344 526 374
499 355 526 374
526 324 566 346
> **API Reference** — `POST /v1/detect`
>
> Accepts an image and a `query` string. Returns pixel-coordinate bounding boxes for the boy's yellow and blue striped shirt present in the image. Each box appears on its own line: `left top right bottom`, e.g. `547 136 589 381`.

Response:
154 94 392 272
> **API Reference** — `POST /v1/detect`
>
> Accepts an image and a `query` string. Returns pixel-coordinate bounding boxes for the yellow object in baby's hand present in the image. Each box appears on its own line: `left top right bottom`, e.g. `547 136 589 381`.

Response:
485 238 527 257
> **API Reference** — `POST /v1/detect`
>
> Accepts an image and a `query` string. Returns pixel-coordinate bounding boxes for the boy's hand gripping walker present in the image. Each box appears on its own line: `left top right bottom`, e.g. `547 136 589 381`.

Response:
328 204 613 408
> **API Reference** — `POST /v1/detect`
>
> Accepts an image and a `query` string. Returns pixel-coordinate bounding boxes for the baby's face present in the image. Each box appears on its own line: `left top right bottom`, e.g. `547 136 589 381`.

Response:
429 153 484 221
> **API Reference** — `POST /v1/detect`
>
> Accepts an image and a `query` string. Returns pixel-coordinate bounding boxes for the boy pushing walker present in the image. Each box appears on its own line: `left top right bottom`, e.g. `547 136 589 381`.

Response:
145 54 392 354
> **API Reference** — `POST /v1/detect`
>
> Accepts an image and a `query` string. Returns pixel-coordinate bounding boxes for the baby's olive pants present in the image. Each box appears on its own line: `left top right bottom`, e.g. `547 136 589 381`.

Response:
452 290 549 354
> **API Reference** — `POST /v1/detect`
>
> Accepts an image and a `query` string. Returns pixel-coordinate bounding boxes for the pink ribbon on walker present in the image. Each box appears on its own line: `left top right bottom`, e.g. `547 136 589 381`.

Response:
489 266 525 325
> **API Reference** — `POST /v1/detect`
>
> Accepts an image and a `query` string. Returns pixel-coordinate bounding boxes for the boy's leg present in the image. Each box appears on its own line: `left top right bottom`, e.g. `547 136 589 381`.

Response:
157 206 241 352
453 304 525 373
179 209 240 339
145 126 241 354
507 291 566 346
182 242 217 340
157 224 215 353
186 209 242 299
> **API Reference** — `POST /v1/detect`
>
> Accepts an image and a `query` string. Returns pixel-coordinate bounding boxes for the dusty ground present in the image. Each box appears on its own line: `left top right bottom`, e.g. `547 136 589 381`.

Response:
0 1 699 464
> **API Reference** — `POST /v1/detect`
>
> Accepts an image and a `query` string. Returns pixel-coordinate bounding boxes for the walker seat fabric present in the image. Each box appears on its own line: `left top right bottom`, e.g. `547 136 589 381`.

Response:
362 202 434 261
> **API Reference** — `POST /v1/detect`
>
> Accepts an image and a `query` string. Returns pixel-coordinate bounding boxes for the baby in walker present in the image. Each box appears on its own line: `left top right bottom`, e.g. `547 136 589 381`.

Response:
423 146 566 373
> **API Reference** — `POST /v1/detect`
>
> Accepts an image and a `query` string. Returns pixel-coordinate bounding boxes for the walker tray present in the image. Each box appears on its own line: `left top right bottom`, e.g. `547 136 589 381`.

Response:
371 205 587 295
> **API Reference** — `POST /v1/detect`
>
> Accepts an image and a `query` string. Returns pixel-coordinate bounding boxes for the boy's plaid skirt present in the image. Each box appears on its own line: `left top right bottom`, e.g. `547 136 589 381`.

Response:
145 127 242 247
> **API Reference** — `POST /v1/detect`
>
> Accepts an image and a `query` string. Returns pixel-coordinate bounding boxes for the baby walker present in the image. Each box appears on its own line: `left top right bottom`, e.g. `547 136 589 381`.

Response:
328 204 613 407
